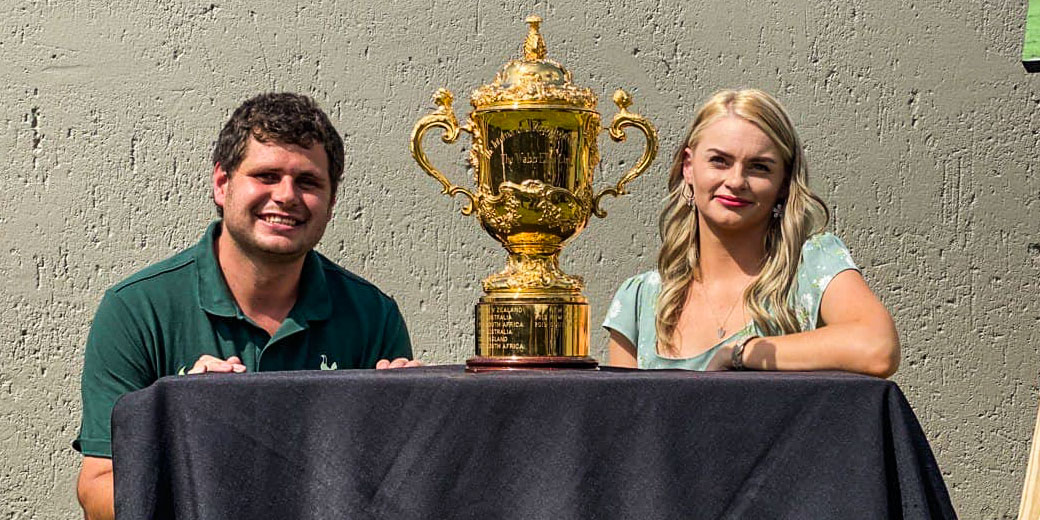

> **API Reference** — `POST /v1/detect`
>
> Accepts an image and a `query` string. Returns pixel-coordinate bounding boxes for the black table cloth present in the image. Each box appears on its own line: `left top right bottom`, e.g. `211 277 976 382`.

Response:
112 366 956 519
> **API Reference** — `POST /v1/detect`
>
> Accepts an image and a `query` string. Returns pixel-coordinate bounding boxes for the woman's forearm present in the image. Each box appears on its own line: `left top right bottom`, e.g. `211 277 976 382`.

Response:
740 319 900 377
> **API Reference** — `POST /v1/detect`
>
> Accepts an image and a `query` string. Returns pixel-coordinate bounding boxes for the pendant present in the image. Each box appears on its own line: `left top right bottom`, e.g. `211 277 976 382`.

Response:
717 327 725 339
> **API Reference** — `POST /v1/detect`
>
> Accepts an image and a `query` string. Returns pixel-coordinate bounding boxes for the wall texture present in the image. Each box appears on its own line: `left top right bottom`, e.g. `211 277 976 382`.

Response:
1 0 1038 516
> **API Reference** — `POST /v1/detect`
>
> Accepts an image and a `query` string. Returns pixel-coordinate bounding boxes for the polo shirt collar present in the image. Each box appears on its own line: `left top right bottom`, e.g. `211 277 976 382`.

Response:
195 221 332 322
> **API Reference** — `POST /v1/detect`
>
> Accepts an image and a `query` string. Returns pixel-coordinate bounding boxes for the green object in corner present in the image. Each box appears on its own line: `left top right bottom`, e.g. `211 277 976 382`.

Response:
1025 0 1040 71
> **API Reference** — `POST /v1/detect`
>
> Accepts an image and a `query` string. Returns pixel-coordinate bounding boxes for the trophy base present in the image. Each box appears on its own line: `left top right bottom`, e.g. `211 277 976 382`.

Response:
466 355 599 372
472 295 597 370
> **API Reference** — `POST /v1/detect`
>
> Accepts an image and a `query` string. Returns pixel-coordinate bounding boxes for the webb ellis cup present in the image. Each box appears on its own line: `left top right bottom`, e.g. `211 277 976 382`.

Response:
411 16 658 370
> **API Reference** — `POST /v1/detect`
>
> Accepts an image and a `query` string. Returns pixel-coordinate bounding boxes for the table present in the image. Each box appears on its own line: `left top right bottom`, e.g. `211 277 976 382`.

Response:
112 366 956 519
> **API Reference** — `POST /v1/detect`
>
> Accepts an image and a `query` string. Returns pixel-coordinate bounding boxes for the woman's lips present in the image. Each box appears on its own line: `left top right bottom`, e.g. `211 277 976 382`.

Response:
714 195 752 208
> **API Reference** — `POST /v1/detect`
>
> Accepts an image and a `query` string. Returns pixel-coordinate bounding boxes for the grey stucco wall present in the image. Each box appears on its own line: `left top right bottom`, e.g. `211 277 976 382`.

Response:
2 0 1038 516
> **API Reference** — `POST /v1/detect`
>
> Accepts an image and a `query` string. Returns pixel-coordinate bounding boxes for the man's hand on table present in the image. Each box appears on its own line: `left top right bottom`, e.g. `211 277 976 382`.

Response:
184 354 422 373
375 358 424 369
187 355 247 374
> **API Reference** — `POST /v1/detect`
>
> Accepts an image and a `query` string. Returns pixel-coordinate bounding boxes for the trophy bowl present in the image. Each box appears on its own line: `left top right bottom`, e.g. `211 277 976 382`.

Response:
410 16 657 370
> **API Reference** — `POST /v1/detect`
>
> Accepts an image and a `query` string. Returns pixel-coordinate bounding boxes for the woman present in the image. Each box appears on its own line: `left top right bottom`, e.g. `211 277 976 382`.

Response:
603 89 899 377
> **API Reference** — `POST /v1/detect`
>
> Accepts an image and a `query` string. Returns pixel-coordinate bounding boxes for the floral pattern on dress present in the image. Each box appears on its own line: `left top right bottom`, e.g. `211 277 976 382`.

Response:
607 299 623 321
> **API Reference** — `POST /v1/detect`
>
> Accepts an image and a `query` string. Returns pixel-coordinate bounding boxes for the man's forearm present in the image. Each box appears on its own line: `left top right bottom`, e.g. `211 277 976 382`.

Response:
78 458 114 520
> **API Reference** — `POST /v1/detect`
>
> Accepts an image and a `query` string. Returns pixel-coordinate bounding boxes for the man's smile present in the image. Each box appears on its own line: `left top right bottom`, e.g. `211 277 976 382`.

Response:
258 213 303 227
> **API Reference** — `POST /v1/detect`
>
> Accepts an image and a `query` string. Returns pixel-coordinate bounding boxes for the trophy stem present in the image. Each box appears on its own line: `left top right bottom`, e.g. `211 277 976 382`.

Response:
482 251 584 294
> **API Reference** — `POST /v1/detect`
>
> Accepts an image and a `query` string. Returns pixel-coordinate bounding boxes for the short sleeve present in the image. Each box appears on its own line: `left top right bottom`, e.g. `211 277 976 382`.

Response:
378 298 413 363
793 233 860 330
602 273 651 347
75 290 157 458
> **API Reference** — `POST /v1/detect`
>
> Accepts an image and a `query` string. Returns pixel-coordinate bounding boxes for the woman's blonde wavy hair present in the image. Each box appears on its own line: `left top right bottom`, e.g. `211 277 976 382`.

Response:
656 89 830 355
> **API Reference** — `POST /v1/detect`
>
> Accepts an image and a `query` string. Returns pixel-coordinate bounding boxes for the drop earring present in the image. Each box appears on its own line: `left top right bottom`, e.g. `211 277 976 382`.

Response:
772 202 785 219
681 183 695 207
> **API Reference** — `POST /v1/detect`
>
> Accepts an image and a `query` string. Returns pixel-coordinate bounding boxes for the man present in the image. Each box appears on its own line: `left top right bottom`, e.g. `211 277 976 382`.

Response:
74 93 419 519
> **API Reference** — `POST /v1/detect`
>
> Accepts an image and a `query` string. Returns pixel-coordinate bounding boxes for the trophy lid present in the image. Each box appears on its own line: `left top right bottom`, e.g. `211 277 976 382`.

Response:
471 15 597 110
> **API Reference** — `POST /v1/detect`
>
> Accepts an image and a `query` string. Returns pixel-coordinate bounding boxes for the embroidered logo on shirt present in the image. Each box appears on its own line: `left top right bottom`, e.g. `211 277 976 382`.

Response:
319 354 338 371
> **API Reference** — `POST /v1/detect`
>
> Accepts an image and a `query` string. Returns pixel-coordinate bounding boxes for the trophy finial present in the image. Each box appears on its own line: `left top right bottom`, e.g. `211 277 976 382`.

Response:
470 14 596 109
523 15 547 60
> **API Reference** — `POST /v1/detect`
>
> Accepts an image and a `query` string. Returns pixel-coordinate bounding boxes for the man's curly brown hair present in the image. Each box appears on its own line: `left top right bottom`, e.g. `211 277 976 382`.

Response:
211 93 344 216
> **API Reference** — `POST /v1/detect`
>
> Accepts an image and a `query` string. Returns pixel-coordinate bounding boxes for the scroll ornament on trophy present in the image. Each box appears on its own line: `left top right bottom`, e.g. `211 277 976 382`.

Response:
410 15 658 371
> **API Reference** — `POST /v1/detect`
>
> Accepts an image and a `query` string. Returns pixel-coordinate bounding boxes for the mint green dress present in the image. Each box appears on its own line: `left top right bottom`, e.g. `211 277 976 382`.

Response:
602 233 859 370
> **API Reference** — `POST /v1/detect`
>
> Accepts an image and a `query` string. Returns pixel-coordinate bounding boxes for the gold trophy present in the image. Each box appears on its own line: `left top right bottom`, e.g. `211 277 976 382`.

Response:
410 15 657 371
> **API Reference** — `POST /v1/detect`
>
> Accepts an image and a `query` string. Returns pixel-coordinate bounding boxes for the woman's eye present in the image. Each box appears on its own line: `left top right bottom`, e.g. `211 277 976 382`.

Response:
708 156 726 165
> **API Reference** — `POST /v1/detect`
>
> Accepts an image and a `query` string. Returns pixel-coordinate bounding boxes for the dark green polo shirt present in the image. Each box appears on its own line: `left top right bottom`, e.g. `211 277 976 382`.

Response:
74 221 412 457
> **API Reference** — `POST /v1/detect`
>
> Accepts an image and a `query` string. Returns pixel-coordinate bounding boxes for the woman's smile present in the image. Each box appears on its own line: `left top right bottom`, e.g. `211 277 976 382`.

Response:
713 194 752 208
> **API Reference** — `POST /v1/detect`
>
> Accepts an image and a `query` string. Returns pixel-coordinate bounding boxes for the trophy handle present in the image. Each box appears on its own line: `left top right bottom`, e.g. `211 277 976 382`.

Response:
592 89 658 218
409 88 478 216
